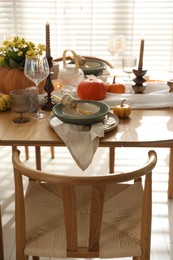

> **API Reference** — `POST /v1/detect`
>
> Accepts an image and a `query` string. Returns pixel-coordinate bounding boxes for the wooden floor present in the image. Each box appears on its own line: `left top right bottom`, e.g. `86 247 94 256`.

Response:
0 145 173 260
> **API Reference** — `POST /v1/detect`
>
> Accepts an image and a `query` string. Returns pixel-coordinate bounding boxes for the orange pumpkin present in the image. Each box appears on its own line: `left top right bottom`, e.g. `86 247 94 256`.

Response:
77 79 107 100
0 67 45 94
106 82 125 93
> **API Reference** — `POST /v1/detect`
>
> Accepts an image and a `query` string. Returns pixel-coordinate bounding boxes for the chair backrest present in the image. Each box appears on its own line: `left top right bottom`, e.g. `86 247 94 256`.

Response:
53 55 114 69
12 148 157 260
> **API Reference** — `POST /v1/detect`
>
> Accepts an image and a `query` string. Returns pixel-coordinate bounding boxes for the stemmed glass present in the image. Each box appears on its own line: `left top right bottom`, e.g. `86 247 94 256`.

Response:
107 34 126 68
122 56 137 82
10 89 30 123
24 56 49 119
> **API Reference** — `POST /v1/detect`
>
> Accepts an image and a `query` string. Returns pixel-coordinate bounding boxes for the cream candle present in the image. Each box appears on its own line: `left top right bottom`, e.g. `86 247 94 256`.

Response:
46 22 51 57
138 38 144 70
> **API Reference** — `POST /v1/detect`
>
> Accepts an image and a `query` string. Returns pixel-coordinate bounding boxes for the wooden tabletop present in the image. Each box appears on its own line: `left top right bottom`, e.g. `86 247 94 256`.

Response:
1 108 173 199
1 108 173 147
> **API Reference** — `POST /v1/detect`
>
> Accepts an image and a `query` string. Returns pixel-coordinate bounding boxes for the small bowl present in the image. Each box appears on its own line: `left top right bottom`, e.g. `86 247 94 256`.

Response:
69 59 107 76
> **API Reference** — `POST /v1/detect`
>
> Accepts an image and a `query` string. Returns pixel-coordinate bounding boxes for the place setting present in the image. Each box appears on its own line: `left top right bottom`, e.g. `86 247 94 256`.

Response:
46 93 119 171
49 94 119 131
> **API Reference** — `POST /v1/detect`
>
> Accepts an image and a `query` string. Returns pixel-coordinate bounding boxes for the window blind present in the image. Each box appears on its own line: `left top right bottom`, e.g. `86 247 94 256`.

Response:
0 0 173 72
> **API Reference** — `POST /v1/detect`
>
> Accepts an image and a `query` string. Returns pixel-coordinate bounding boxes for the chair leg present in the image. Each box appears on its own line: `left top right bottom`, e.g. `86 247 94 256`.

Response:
33 256 39 260
0 205 4 260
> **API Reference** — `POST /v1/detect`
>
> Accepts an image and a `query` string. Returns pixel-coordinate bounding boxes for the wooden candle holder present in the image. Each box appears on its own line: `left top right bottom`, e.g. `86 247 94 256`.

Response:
41 56 55 111
132 68 147 94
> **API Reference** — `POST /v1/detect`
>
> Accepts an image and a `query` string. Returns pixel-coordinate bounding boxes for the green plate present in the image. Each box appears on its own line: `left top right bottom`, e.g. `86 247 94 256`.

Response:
52 100 109 125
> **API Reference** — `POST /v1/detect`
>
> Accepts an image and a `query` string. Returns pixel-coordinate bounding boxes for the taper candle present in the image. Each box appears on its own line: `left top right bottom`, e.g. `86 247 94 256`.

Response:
138 38 144 70
46 22 51 57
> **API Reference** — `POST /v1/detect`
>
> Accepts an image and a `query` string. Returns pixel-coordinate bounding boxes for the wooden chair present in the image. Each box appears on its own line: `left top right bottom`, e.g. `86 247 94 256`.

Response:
0 205 4 260
12 148 157 260
54 55 114 69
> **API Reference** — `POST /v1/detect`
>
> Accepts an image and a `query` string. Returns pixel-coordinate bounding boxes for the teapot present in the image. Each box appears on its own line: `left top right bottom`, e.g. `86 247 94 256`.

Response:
58 50 84 88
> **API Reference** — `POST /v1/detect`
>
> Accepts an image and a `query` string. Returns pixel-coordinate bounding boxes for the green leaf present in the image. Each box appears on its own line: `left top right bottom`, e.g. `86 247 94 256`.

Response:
9 58 20 68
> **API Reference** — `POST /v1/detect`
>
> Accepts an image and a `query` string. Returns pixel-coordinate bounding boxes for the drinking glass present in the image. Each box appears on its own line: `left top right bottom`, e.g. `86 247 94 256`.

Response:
24 56 49 119
10 89 30 123
107 34 126 68
122 56 137 82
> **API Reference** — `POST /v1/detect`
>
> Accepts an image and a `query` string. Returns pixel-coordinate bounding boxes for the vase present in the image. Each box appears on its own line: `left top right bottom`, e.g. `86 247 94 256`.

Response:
0 67 45 94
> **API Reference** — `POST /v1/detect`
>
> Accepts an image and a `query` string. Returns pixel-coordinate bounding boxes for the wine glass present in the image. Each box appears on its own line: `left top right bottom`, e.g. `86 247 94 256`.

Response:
24 56 49 119
122 56 137 82
107 34 126 68
10 89 30 123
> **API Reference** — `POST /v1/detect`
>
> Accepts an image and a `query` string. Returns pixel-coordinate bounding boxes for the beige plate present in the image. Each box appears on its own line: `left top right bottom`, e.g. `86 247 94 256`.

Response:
48 112 119 132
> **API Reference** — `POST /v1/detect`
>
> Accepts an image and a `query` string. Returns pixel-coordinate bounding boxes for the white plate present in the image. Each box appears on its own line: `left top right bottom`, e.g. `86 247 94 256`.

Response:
48 112 119 133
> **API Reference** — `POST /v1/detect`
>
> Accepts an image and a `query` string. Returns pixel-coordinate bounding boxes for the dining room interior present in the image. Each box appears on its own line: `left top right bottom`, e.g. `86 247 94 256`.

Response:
1 0 173 260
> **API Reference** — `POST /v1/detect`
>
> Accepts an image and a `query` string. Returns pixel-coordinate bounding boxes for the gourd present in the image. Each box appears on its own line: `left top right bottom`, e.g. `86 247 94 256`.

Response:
113 99 131 119
0 67 45 94
106 76 125 93
77 79 107 100
0 93 11 111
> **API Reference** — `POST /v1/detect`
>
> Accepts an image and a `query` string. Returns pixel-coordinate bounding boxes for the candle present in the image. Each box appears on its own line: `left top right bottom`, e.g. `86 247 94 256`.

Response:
52 79 63 90
46 22 51 57
138 38 144 70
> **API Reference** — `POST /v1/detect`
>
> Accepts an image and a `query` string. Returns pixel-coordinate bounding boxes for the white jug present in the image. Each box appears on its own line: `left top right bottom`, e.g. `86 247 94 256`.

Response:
58 49 84 88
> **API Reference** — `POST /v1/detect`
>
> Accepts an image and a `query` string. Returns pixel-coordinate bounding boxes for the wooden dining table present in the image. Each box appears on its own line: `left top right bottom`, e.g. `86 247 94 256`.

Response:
1 108 173 199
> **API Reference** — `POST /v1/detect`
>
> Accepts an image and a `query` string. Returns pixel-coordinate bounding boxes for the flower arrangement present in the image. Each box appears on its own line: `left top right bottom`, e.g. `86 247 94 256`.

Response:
0 36 45 69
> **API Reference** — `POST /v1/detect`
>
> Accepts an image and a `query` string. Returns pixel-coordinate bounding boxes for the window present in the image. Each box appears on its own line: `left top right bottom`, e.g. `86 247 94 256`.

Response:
0 0 173 72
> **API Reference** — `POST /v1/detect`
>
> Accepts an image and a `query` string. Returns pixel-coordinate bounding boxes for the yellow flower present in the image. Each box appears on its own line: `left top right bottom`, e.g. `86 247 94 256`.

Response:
0 36 46 69
18 51 23 56
0 57 4 63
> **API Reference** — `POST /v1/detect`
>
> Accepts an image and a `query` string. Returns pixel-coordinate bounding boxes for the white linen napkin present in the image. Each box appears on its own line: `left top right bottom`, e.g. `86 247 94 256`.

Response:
102 82 173 109
53 122 105 171
102 92 173 109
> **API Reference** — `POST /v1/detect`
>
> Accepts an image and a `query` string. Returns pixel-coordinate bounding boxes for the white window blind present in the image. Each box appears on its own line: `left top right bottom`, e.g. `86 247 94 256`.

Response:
0 0 173 72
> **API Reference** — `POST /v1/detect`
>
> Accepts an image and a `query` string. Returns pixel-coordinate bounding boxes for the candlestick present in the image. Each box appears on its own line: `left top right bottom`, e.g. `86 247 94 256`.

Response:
132 68 147 93
41 56 55 111
138 38 144 70
46 22 51 57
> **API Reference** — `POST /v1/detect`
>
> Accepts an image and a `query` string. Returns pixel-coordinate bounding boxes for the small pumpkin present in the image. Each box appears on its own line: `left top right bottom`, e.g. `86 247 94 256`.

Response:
106 76 125 93
106 82 125 93
113 99 131 119
0 67 45 94
77 78 107 100
0 93 11 111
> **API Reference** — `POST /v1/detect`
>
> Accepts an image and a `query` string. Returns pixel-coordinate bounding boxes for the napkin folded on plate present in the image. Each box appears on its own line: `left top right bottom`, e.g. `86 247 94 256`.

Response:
53 122 105 171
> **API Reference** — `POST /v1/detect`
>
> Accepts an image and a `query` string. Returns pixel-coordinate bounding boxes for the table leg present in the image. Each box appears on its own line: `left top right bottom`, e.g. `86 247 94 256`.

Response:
35 146 41 171
168 146 173 199
109 147 115 173
25 146 29 160
0 205 4 260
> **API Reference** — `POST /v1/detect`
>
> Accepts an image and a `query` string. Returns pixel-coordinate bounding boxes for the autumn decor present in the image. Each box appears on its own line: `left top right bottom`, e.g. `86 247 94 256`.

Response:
0 93 11 111
77 79 107 100
113 99 131 119
106 76 125 93
0 36 46 94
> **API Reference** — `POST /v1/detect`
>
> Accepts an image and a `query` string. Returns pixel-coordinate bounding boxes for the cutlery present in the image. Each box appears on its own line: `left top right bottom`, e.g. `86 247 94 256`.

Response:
52 94 94 115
